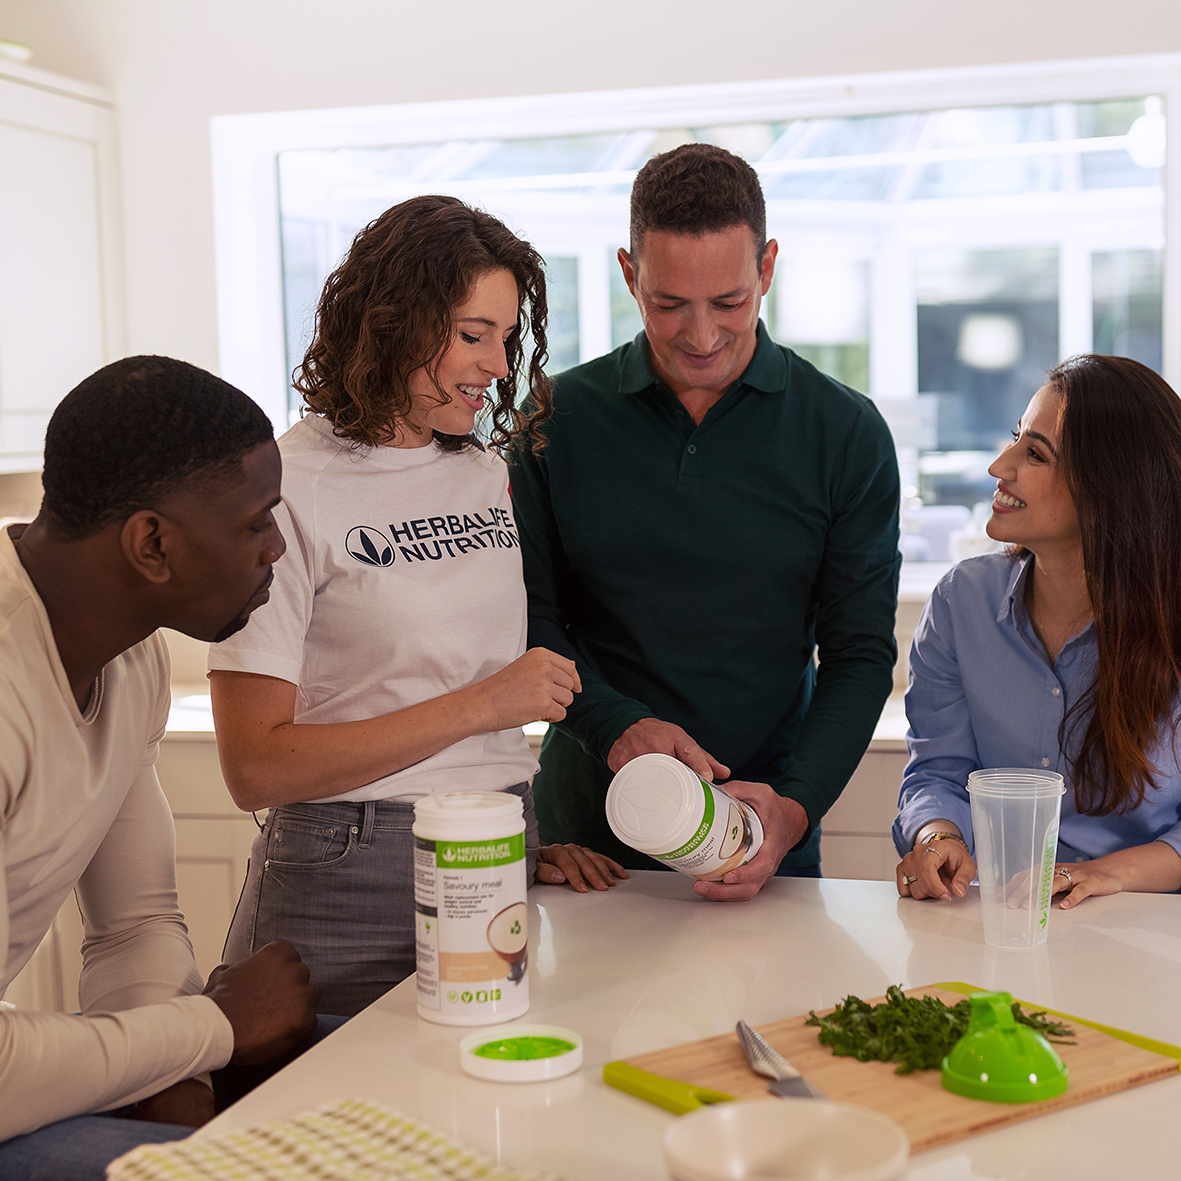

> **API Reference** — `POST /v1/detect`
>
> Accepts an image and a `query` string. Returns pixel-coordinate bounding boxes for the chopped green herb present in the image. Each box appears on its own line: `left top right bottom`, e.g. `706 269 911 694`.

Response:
805 986 1075 1075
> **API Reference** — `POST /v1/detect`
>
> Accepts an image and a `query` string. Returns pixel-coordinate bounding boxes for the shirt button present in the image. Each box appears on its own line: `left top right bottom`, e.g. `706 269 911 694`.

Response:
687 444 697 455
1051 687 1061 696
675 409 684 418
1041 757 1050 766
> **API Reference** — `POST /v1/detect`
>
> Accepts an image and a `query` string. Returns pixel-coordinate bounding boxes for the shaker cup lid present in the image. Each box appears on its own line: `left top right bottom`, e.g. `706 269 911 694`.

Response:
941 991 1068 1103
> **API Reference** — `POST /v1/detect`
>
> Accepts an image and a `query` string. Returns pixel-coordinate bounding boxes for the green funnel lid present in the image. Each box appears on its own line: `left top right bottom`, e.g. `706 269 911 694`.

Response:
942 991 1069 1103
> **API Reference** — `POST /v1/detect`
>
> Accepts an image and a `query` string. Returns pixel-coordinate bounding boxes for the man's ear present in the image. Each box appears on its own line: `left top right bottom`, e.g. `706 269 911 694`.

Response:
617 247 638 298
120 510 173 585
759 238 779 297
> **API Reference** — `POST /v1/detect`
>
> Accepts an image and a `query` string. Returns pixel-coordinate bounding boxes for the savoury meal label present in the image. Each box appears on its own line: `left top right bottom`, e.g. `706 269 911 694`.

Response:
414 831 528 1021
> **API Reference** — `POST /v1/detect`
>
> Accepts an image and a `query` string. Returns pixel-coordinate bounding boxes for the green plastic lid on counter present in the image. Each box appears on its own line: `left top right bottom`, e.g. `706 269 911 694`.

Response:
941 991 1069 1103
459 1024 583 1083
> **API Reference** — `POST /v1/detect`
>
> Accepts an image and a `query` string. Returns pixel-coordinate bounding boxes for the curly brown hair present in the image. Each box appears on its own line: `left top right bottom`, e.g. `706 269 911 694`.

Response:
295 195 552 453
629 143 766 260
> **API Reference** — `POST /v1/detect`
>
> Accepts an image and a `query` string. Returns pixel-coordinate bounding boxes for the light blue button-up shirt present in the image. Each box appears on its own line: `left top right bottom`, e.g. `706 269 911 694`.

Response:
893 552 1181 864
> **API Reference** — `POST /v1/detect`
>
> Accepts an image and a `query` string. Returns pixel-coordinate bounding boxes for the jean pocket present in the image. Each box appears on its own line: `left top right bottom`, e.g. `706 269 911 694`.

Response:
264 813 354 870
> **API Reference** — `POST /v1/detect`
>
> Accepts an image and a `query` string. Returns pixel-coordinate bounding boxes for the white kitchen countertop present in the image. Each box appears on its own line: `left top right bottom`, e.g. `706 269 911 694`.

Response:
197 872 1181 1180
165 691 913 750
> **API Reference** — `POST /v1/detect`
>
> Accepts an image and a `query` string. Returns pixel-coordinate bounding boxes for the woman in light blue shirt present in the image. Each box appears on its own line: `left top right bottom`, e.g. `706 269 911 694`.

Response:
895 354 1181 907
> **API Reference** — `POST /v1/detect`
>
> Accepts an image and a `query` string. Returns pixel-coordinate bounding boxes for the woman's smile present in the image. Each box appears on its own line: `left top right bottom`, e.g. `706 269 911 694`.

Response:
992 486 1026 511
455 383 489 411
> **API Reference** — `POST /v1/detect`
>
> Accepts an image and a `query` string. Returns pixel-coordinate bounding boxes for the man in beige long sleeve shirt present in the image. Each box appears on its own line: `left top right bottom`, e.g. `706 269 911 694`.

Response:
0 357 318 1178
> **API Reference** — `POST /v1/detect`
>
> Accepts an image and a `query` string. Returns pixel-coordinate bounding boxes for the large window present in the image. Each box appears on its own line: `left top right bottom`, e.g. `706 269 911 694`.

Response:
213 57 1180 562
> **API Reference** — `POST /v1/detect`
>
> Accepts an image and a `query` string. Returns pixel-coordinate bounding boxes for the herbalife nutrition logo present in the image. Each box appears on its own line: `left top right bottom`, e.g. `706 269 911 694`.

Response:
346 526 394 567
436 835 524 868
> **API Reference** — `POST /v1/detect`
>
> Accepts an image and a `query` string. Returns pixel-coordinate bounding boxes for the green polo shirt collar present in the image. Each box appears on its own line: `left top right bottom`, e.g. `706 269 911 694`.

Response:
618 321 788 396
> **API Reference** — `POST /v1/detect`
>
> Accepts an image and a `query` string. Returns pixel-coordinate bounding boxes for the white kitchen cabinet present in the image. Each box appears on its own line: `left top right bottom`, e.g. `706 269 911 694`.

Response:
819 747 908 880
0 60 124 473
156 736 261 980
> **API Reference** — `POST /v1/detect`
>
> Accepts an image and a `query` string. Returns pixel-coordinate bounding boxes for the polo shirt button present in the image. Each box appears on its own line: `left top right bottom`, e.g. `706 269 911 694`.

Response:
1041 757 1050 766
687 444 697 455
675 409 684 417
1052 687 1061 696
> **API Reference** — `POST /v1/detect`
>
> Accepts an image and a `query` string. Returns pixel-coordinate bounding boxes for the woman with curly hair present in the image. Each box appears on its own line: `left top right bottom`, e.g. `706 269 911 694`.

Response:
894 354 1181 909
209 196 625 1016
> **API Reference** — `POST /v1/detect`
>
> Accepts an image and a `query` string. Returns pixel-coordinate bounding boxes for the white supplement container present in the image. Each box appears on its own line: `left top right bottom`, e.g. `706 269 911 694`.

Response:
605 753 764 881
413 791 529 1025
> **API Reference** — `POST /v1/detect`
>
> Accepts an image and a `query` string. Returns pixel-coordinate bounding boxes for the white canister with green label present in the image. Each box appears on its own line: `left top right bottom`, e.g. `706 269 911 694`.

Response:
605 753 764 880
413 791 529 1026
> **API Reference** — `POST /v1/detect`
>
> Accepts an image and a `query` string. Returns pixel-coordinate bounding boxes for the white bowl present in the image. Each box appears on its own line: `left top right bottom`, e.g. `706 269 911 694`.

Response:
662 1098 908 1181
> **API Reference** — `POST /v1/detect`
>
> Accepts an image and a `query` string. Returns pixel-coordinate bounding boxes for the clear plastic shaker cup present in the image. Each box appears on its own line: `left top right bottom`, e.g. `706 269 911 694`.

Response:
966 768 1066 949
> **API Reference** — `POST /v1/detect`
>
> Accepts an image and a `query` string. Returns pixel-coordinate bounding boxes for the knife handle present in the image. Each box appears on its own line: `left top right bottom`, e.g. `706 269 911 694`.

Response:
602 1061 735 1114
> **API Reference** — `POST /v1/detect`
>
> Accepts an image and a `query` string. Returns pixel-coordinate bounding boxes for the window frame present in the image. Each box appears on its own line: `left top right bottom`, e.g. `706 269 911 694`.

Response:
212 53 1181 430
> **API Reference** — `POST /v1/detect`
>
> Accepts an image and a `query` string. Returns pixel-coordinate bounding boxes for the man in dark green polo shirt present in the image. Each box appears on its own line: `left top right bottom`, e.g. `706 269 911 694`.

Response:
510 144 900 900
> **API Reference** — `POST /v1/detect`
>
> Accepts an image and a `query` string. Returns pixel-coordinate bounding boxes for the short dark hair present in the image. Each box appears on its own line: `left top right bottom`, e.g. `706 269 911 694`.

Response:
295 194 552 455
41 355 274 539
629 144 767 258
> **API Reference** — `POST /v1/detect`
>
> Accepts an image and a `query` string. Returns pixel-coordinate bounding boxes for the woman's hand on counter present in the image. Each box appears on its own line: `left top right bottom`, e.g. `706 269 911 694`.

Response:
1052 840 1181 908
896 828 975 901
535 844 630 892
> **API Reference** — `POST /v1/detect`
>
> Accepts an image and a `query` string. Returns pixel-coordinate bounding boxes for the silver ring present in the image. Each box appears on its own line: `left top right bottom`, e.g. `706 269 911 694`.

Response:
922 845 944 861
902 875 918 885
1055 867 1074 884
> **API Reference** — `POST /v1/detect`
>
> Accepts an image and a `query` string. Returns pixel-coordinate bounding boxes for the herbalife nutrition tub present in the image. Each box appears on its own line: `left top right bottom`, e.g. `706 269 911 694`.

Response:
413 791 529 1026
605 753 764 881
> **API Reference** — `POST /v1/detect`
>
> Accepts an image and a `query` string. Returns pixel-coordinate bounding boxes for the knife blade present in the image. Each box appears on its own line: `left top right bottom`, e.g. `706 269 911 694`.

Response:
736 1019 825 1100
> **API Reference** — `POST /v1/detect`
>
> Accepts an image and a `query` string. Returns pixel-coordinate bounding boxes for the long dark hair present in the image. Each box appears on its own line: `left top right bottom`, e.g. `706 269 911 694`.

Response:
295 195 551 453
1053 354 1181 814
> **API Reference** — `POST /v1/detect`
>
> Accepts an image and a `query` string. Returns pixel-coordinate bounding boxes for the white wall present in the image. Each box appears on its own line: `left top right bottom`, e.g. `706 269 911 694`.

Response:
1 0 1179 384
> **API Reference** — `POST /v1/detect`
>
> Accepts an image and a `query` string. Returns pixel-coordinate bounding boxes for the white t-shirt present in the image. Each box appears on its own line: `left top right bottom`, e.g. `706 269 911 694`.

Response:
208 414 538 802
0 528 234 1140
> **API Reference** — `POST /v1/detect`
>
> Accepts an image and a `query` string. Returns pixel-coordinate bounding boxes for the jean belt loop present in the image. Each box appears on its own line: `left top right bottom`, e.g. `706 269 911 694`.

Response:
359 799 375 848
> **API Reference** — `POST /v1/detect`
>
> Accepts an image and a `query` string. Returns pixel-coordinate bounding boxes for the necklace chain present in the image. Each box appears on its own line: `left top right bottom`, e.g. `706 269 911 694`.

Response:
1027 574 1092 661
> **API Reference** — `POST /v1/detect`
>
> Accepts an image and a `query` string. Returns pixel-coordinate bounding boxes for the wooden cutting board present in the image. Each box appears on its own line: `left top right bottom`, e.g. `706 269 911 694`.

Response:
621 983 1180 1153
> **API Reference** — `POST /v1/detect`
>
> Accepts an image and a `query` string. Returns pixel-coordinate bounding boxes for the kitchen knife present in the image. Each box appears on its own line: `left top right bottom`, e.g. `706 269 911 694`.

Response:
736 1019 826 1099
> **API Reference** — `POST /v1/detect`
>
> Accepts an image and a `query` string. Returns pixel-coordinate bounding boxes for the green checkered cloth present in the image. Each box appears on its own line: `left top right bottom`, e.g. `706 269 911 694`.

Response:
106 1098 567 1181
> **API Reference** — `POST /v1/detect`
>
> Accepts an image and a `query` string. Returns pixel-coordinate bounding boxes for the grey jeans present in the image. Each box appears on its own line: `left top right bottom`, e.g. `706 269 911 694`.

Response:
223 784 538 1018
